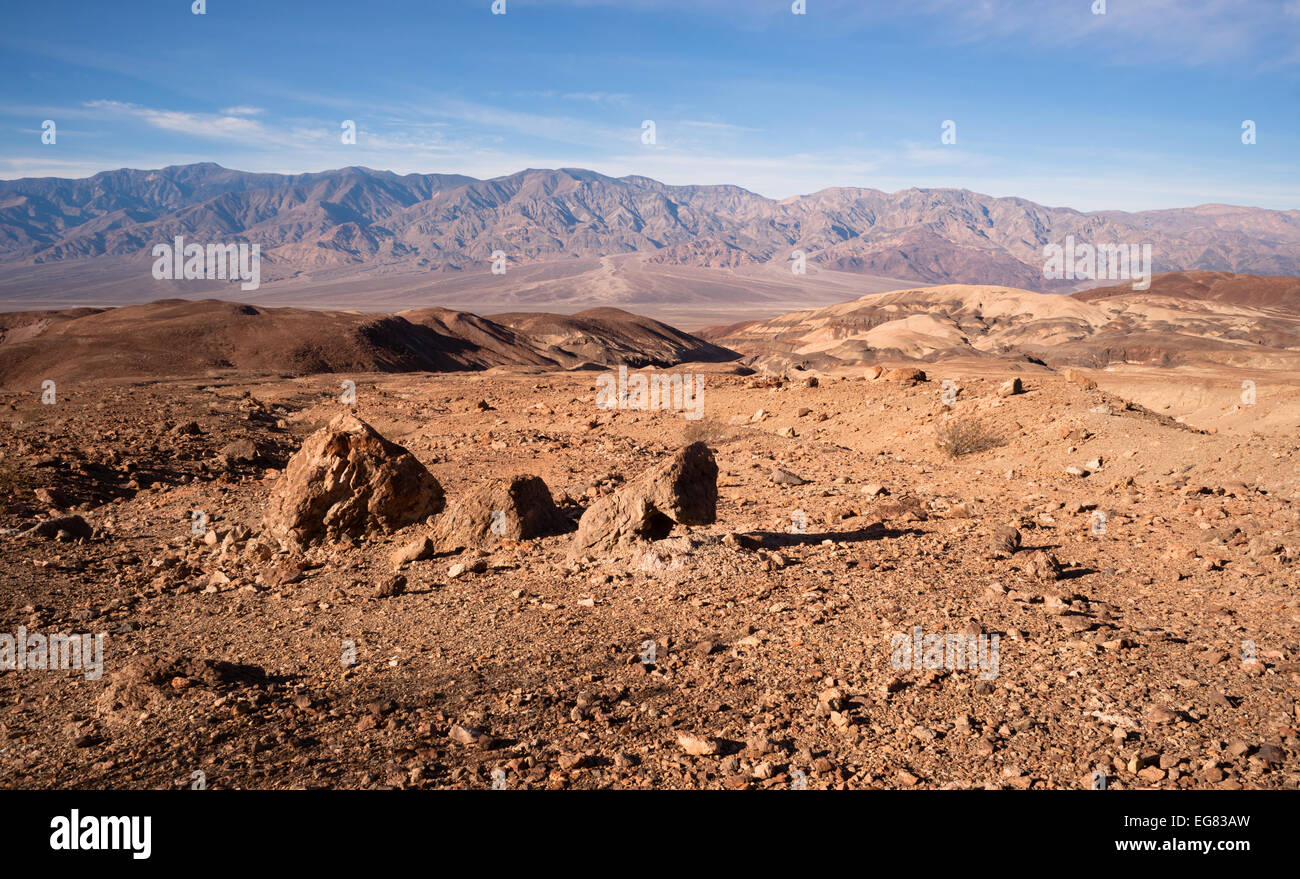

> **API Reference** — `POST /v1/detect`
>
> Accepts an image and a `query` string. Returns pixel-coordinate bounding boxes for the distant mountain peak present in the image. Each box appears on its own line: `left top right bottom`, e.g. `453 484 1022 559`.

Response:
2 163 1298 294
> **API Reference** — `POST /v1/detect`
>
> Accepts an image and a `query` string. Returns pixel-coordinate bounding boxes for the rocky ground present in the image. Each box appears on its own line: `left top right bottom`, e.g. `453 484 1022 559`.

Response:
1 362 1298 789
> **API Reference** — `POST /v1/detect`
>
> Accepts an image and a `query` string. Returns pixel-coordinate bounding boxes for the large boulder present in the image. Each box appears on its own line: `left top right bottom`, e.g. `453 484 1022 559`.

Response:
568 443 718 558
432 474 572 551
262 414 443 545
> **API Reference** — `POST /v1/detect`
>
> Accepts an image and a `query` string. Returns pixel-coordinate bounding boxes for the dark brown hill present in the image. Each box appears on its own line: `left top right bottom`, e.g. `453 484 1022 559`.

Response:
0 299 737 387
488 307 739 367
1075 270 1300 311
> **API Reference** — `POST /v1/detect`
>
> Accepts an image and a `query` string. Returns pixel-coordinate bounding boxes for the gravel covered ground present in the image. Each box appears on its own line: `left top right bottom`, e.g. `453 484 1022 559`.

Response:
2 364 1297 789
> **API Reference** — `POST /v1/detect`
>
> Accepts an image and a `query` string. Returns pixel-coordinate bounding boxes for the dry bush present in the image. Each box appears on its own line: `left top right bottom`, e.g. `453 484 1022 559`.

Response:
681 417 740 447
0 459 28 504
935 417 1004 458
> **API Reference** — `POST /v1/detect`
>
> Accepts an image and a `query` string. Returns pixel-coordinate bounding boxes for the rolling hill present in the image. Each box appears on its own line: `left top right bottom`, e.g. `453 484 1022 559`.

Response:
699 271 1300 371
0 299 738 387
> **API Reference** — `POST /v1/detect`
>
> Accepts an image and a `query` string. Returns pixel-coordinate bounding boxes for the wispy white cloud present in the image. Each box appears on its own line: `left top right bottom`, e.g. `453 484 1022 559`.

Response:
8 81 1289 213
421 97 635 146
538 0 1300 67
678 119 764 134
560 91 631 103
84 100 274 142
0 156 145 179
901 0 1296 66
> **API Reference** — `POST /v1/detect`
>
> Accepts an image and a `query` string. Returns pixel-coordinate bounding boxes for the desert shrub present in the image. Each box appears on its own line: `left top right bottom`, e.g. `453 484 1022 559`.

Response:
935 417 1004 458
681 417 737 446
0 459 30 517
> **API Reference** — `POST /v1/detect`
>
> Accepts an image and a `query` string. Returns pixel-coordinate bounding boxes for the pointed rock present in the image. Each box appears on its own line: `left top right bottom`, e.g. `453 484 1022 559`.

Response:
568 442 718 558
262 414 443 546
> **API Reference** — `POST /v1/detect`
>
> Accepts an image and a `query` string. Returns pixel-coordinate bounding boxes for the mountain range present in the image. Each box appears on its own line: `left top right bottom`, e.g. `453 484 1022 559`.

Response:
3 164 1300 310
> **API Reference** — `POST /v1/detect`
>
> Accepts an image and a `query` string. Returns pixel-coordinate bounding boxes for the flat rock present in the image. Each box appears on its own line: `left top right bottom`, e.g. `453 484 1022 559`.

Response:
677 732 720 756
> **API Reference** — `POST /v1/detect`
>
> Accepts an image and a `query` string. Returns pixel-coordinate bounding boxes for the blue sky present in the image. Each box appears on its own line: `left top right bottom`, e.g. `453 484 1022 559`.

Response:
2 0 1298 211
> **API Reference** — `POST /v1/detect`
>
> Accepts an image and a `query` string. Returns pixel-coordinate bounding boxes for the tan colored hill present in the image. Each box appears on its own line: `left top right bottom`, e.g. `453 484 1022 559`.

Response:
0 299 737 388
700 272 1300 372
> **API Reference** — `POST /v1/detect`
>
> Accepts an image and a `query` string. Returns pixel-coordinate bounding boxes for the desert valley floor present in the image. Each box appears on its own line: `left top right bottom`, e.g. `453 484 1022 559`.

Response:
1 359 1297 789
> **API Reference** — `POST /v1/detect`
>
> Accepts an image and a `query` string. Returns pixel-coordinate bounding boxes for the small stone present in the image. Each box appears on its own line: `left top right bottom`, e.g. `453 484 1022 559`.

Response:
448 558 488 579
557 752 587 770
218 438 258 465
884 368 927 384
1146 706 1178 725
372 574 407 599
1225 739 1252 758
1021 550 1063 582
33 487 69 509
771 468 808 486
391 536 434 567
1255 743 1283 765
990 525 1021 557
449 724 489 746
677 732 720 756
818 687 846 710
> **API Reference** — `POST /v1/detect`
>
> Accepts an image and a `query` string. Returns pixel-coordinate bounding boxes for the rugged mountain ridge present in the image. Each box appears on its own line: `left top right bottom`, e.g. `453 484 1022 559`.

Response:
4 164 1299 293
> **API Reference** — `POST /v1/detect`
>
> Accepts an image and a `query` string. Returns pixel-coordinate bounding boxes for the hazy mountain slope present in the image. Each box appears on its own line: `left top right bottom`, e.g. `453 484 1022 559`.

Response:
3 165 1299 296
